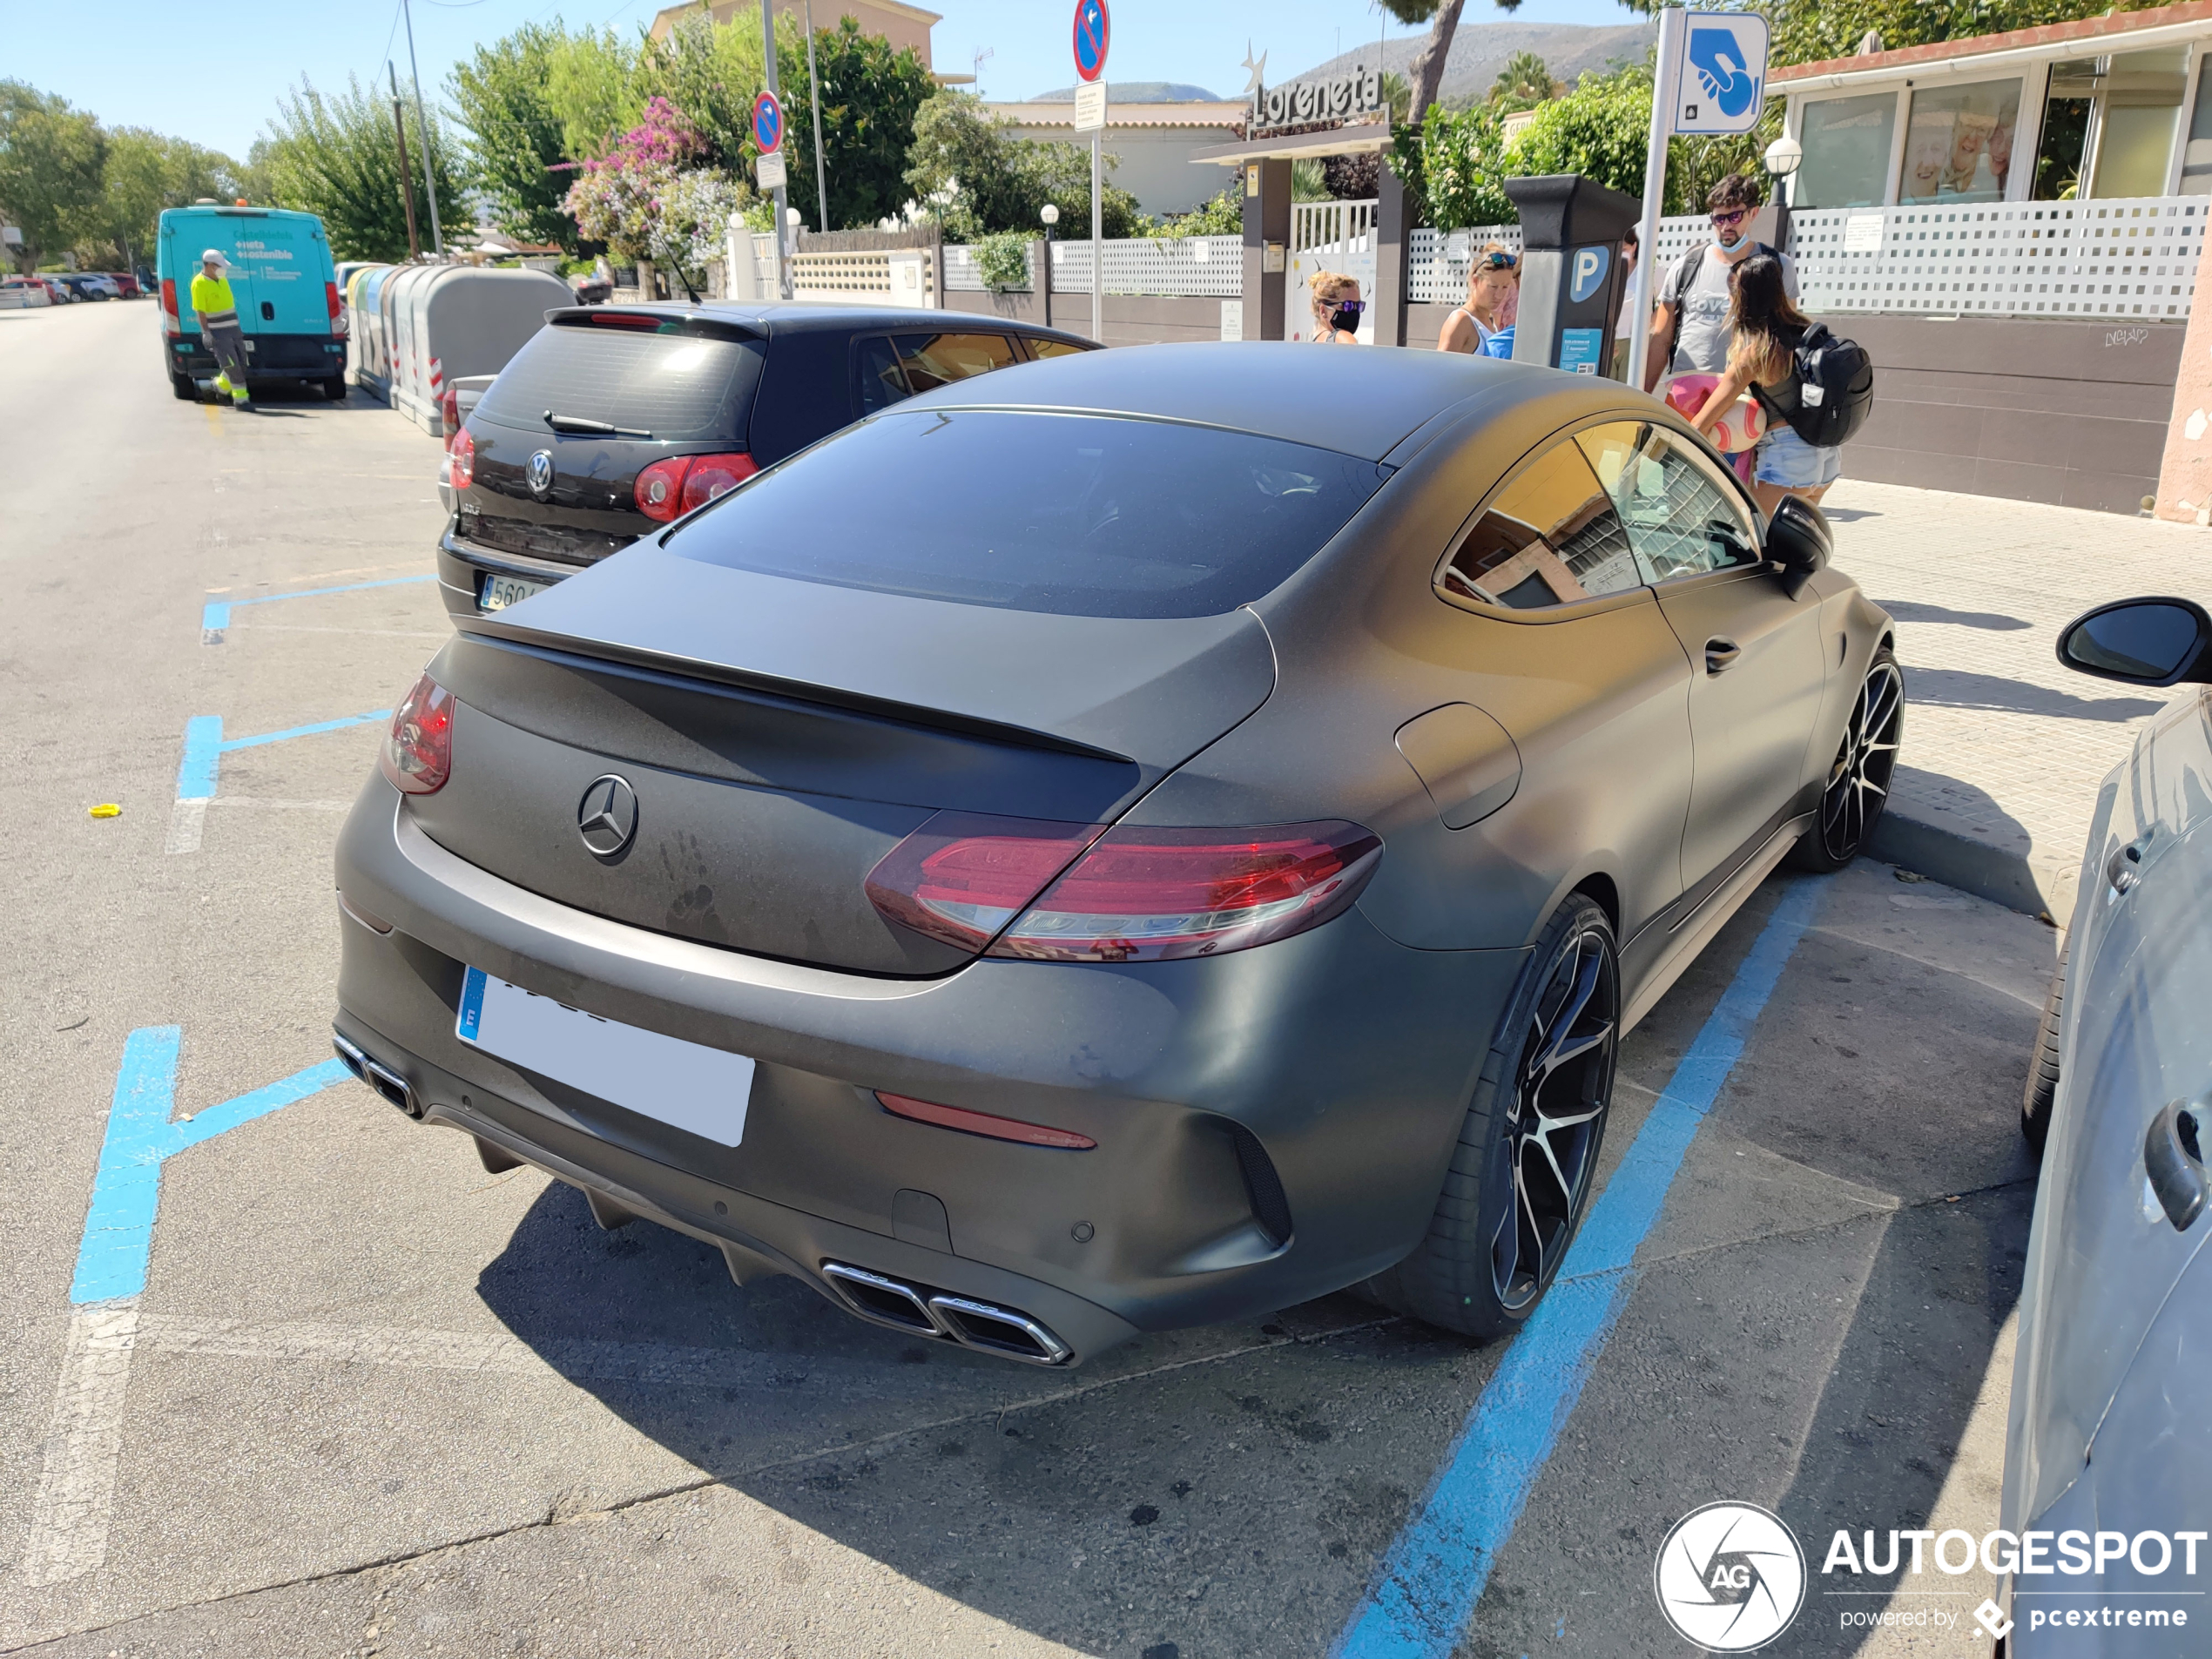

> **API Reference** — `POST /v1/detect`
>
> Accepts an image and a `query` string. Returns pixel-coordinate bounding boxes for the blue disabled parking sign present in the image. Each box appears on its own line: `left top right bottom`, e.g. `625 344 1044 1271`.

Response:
1676 12 1768 135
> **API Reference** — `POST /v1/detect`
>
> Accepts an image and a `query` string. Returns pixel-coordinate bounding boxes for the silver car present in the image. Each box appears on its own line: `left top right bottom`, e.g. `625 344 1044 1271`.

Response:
2001 595 2212 1654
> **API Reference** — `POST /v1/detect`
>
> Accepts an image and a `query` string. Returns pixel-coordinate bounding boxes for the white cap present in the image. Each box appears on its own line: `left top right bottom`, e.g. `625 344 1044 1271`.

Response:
200 248 228 266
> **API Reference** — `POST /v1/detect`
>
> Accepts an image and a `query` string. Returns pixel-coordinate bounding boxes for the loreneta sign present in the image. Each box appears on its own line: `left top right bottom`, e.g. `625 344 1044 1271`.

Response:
1249 67 1386 136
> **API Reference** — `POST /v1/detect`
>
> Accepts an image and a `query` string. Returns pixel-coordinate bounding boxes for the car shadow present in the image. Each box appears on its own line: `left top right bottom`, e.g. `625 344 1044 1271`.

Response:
1905 666 2163 723
1876 600 2033 632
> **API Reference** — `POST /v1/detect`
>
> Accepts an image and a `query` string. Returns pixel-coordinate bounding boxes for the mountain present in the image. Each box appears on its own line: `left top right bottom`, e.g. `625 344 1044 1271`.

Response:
1026 82 1225 104
1284 20 1655 109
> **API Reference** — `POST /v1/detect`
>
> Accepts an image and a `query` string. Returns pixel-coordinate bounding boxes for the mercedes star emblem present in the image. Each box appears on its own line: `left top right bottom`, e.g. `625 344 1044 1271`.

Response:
576 774 638 859
527 449 556 497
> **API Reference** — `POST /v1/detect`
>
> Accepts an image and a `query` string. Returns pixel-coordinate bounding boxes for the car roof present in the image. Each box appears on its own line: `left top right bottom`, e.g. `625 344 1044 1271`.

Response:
557 300 1096 350
892 341 1559 463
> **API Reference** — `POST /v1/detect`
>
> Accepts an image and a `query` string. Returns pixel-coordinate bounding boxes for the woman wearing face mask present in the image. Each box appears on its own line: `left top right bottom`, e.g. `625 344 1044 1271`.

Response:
1439 246 1519 354
1307 270 1364 344
1686 252 1841 514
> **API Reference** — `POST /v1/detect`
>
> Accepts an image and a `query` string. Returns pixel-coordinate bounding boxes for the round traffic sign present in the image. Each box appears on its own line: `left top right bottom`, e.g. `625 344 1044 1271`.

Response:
1072 0 1109 84
752 91 785 155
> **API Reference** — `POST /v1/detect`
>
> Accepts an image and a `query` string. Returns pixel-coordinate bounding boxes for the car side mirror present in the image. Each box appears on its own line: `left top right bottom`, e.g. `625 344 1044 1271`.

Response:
1764 496 1831 597
2057 597 2212 686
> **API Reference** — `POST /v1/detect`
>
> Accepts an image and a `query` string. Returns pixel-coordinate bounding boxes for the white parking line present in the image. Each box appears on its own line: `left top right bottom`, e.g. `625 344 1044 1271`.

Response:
163 799 207 855
24 1301 140 1588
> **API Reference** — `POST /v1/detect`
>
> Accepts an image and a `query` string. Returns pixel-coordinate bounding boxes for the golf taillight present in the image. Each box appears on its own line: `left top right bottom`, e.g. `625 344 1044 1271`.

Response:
635 452 757 522
864 815 1382 962
160 278 179 331
379 672 454 795
441 388 460 437
327 280 347 334
448 426 475 486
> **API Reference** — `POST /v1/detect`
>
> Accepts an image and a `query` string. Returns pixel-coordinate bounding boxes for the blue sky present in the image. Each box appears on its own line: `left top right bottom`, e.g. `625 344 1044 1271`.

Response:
10 0 1646 161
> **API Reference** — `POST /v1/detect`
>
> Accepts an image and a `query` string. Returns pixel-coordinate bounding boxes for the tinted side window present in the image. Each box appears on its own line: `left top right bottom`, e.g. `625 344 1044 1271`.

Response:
1577 422 1760 583
894 331 1019 392
854 335 909 413
1027 337 1089 361
1442 441 1642 611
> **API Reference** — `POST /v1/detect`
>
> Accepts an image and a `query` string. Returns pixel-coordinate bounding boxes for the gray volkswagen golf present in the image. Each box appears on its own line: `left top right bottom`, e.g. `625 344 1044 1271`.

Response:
332 344 1898 1366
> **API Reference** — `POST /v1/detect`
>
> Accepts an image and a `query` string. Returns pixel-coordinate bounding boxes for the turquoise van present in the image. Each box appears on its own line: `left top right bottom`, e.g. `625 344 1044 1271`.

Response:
157 205 348 400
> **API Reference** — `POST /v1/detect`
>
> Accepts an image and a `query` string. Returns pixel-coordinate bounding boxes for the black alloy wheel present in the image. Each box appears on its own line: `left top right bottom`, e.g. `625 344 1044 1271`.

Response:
1491 916 1618 1312
1791 648 1903 872
1366 894 1620 1340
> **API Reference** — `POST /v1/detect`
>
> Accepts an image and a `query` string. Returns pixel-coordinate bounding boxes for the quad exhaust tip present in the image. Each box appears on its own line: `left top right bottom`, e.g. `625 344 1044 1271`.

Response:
820 1262 1073 1366
332 1033 421 1118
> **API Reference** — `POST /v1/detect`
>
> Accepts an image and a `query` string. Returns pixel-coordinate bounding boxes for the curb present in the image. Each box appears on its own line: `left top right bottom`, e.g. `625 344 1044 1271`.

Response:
1869 808 2074 924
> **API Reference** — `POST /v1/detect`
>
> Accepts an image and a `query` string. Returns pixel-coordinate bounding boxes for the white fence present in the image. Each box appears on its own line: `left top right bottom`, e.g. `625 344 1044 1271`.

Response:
1784 196 2205 321
943 236 1243 296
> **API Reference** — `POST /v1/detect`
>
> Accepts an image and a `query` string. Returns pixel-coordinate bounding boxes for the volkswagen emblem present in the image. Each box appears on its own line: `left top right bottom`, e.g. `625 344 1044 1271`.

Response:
576 774 638 860
526 449 556 497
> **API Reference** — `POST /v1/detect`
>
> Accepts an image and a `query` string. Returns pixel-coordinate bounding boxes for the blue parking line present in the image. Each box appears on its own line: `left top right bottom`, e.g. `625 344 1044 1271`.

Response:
70 1027 349 1304
201 574 435 642
173 711 392 802
1334 876 1828 1659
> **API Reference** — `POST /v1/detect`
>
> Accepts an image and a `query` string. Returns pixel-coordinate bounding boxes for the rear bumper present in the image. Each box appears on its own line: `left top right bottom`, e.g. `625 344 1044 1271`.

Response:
163 331 346 380
436 525 605 619
333 776 1526 1362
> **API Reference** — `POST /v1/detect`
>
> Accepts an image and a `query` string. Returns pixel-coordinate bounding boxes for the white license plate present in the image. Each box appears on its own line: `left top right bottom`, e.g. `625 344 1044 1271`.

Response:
480 573 550 611
455 967 755 1145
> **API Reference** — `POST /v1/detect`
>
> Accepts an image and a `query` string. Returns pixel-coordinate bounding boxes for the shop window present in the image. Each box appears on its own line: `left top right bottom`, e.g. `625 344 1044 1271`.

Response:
2093 49 2188 199
1796 92 1898 209
2034 63 2096 200
1899 78 2023 205
2182 55 2212 193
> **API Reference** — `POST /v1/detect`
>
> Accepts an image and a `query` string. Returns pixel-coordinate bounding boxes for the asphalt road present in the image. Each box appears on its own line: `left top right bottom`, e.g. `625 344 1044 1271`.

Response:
2 300 2057 1659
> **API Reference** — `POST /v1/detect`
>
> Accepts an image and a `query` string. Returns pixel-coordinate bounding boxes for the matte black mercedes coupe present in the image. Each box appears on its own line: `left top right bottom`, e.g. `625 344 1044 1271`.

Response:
332 343 1900 1366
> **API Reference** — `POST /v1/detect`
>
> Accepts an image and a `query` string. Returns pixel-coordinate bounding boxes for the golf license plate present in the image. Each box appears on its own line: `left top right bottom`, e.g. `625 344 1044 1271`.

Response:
455 967 755 1146
479 572 550 612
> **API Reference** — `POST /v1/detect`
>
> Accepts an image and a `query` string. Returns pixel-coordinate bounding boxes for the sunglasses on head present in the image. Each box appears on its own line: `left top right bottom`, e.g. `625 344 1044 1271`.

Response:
1710 207 1750 227
1479 251 1519 270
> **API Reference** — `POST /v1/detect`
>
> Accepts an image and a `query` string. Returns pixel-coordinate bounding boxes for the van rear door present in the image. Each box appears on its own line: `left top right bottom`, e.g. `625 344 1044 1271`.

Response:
225 214 324 334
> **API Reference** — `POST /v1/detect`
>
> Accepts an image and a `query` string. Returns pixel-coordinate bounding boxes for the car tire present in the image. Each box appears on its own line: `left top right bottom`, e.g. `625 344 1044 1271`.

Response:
1364 893 1619 1341
1789 645 1904 873
2020 937 2068 1159
170 371 196 401
324 376 347 402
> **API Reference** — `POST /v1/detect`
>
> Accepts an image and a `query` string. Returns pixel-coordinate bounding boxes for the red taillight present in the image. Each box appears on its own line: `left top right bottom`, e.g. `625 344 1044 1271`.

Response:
326 280 347 334
681 452 758 510
160 277 179 332
993 821 1382 962
441 388 460 441
448 426 475 487
864 813 1104 952
379 672 454 795
635 452 756 522
876 1092 1096 1150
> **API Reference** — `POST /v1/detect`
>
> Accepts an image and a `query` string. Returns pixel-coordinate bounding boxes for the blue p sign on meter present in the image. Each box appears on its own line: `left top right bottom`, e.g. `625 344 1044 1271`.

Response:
1570 245 1611 304
752 90 785 154
1072 0 1109 84
1675 12 1768 134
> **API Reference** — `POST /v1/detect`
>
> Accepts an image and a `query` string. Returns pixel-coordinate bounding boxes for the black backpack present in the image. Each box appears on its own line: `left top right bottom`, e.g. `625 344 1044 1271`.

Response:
1758 323 1875 448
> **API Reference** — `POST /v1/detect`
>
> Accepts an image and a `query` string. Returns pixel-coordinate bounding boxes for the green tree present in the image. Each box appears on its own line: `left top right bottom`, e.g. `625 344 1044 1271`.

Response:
78 128 235 268
546 27 646 161
255 73 466 261
787 16 937 229
1490 51 1558 111
0 81 107 272
904 91 1142 240
450 22 577 248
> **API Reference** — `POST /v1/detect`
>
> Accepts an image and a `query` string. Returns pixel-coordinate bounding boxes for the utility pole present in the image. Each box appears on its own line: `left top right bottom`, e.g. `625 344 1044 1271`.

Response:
1090 122 1102 344
761 0 792 300
804 0 829 235
388 64 421 261
401 0 444 258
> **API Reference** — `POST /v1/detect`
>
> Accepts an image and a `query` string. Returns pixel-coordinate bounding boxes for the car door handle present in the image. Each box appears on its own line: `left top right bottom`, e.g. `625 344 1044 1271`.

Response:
1703 637 1742 674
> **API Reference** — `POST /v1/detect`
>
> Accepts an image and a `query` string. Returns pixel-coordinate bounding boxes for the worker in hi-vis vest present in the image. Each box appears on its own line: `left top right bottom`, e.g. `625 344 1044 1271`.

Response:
191 249 252 408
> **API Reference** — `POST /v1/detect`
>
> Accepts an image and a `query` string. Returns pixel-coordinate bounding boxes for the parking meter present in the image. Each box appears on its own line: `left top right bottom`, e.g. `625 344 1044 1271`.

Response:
1503 175 1642 379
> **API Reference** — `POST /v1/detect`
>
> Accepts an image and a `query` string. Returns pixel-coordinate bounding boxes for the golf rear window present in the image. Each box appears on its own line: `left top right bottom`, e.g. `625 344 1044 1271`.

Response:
665 410 1386 618
475 322 764 443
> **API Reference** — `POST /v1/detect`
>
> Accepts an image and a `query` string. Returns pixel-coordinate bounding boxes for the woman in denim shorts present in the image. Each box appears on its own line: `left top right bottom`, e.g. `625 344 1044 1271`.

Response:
1686 252 1842 516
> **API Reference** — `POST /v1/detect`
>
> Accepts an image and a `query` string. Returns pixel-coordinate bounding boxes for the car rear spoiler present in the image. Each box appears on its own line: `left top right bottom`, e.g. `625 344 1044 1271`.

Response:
543 306 766 343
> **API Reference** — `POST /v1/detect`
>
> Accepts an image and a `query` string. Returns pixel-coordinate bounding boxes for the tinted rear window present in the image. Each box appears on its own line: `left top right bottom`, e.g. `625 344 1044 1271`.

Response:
667 409 1386 618
476 322 764 443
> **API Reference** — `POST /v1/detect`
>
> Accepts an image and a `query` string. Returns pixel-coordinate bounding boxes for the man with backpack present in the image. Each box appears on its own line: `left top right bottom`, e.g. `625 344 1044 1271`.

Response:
1642 173 1796 394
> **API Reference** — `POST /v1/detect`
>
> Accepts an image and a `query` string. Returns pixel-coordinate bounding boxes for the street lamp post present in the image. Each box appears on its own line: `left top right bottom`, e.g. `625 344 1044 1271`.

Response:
1040 203 1058 329
1763 135 1803 252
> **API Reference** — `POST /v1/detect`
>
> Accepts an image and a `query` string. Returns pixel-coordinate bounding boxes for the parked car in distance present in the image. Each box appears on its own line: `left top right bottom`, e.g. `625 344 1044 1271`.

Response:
60 273 115 300
106 272 143 298
436 374 498 516
439 303 1098 618
156 203 347 401
337 343 1900 1371
1999 595 2212 1655
0 275 52 309
37 276 73 304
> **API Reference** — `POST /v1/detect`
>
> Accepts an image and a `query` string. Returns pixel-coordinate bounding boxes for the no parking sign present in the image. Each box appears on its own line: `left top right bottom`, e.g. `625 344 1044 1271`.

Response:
752 91 787 191
1072 0 1109 84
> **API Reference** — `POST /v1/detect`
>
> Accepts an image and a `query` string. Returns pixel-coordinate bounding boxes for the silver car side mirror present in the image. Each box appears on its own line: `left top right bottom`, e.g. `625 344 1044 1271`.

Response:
2145 1102 2209 1232
2058 597 2212 687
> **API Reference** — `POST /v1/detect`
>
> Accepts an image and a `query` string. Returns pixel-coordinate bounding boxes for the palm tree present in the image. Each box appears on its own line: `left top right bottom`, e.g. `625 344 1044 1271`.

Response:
1490 51 1557 112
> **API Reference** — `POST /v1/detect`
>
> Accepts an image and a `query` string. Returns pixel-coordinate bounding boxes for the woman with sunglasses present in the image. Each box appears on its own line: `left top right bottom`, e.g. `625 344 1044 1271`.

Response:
1307 270 1365 344
1438 244 1519 355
